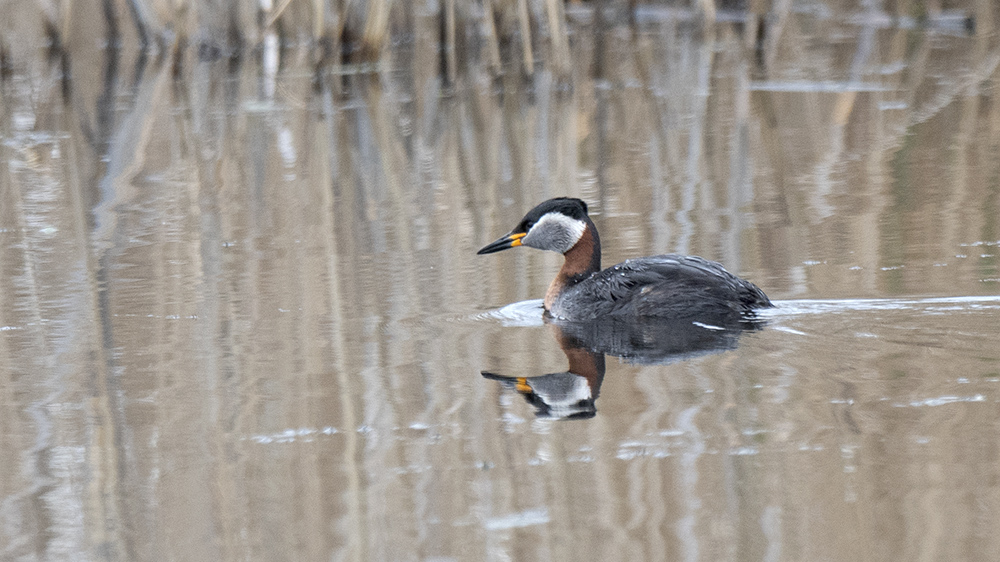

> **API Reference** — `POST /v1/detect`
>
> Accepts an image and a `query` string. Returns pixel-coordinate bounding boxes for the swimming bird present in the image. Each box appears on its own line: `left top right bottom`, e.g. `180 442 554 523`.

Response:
477 197 772 321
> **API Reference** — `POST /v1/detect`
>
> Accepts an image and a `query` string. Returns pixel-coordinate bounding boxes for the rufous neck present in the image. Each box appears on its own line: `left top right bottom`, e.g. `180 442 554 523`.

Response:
552 325 606 397
544 220 601 310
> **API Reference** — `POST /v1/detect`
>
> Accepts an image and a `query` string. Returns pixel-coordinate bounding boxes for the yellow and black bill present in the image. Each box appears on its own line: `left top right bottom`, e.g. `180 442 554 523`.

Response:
481 372 534 395
477 232 526 255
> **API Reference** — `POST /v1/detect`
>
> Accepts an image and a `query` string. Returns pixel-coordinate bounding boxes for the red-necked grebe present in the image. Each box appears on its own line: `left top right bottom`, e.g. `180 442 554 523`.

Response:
477 197 772 321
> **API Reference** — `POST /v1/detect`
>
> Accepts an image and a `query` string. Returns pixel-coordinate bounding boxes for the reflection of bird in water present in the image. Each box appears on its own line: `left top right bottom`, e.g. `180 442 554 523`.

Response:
478 197 771 322
552 312 757 365
483 325 606 420
483 316 760 420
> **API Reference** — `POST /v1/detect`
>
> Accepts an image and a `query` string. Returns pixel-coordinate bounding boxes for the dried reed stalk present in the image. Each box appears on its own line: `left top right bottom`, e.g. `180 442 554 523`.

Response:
517 0 534 74
444 0 457 83
545 0 569 76
359 0 392 61
481 0 502 74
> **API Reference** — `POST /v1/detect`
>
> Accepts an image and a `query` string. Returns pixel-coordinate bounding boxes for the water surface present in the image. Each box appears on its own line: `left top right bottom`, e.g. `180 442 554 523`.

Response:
2 3 1000 561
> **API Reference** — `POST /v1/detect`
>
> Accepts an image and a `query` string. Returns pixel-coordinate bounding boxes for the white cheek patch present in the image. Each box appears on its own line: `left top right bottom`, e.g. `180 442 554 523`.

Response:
530 373 593 415
523 212 587 253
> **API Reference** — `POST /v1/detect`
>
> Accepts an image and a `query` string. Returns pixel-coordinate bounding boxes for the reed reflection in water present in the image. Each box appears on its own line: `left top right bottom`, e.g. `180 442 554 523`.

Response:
2 2 1000 561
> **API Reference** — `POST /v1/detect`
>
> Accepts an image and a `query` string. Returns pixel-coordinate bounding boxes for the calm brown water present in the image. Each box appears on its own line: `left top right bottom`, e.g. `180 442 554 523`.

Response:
2 4 1000 561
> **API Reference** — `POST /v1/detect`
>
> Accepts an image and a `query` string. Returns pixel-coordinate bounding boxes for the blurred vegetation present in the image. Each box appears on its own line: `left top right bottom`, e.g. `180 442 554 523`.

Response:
0 0 581 79
0 0 977 82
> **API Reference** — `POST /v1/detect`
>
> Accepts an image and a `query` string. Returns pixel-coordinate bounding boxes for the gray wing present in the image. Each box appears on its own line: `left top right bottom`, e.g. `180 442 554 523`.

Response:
562 254 771 319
